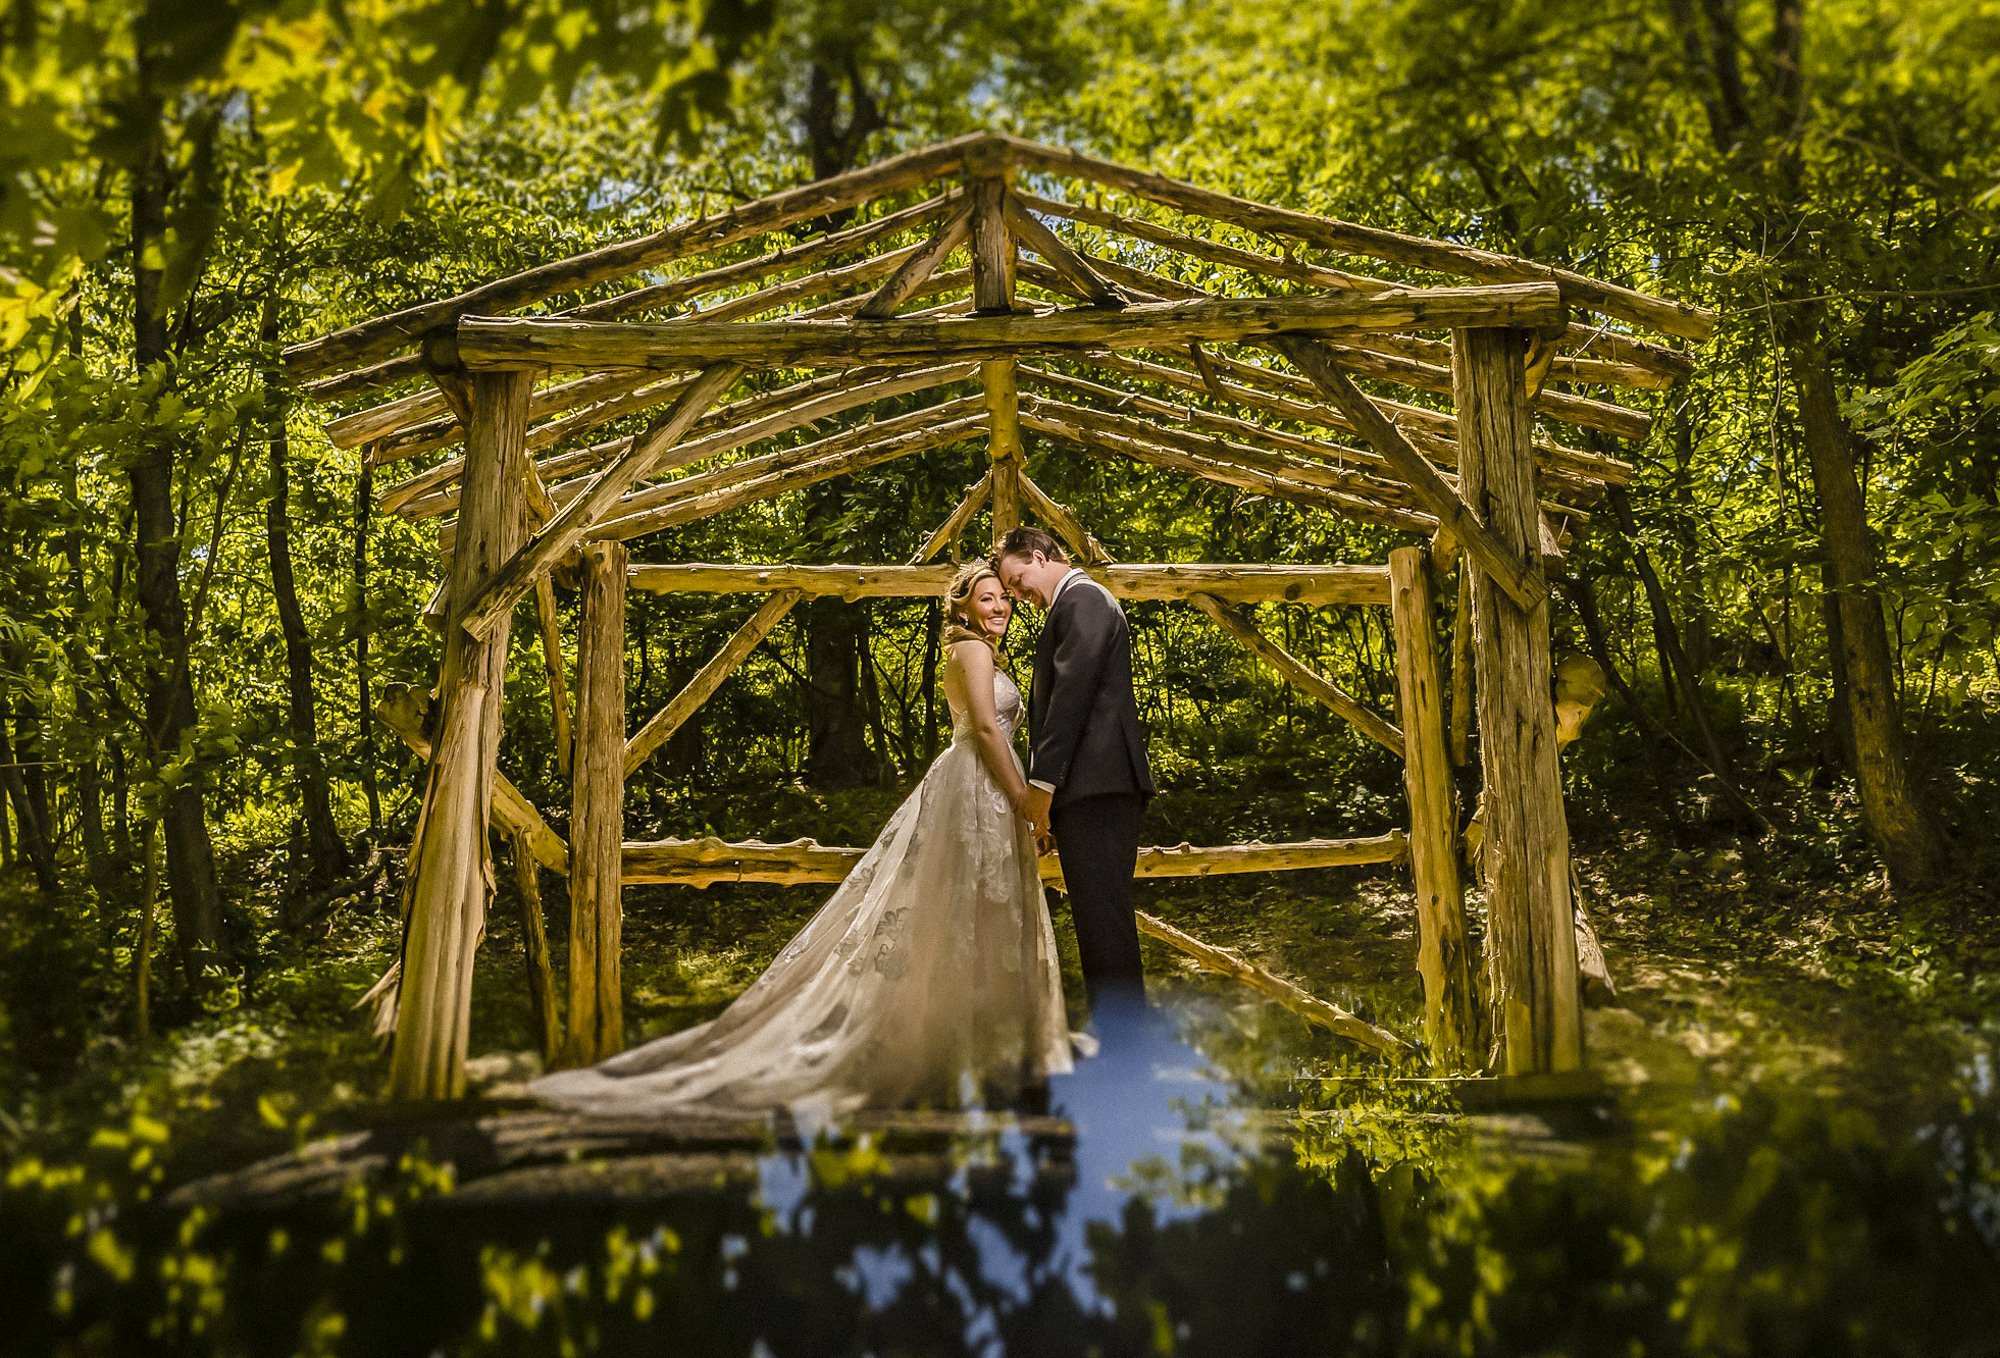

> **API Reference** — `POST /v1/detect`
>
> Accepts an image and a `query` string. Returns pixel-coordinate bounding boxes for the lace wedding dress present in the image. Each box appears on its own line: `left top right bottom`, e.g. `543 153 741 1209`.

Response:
530 662 1073 1118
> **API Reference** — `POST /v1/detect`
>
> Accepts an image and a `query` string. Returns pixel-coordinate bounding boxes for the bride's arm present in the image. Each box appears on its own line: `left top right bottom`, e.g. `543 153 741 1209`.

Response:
947 641 1030 810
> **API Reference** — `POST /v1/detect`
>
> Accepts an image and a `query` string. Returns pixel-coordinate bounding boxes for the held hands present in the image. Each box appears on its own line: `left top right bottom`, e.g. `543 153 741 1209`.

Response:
1016 784 1056 857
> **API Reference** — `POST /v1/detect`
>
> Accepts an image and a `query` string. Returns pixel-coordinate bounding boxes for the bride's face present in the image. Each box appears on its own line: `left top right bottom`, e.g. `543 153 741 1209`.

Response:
969 576 1012 638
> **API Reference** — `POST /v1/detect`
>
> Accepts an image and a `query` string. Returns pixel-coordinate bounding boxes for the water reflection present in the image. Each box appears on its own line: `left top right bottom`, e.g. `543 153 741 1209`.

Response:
8 999 2000 1356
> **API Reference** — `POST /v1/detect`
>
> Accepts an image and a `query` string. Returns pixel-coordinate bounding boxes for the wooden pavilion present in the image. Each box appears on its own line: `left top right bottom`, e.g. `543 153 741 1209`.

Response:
284 131 1712 1102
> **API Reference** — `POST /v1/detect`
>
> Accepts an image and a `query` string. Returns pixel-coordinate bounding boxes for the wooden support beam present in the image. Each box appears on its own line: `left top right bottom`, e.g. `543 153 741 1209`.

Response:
968 175 1025 545
1389 546 1476 1069
452 285 1568 372
284 135 979 380
1270 339 1548 611
457 364 742 643
509 831 562 1068
1027 411 1433 534
625 560 1393 606
998 133 1716 341
1018 473 1111 566
584 413 988 545
619 830 1409 887
1003 191 1129 309
533 575 573 776
1188 593 1405 755
854 202 974 319
1454 325 1581 1076
623 590 803 777
910 472 993 564
388 370 530 1102
563 541 628 1067
374 682 569 875
1135 910 1408 1055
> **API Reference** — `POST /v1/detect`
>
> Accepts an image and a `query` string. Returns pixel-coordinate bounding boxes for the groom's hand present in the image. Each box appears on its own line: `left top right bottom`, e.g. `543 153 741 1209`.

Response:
1022 785 1054 851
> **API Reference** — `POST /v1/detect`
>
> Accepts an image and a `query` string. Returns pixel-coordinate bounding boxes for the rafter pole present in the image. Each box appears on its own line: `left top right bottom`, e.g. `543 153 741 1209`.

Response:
623 590 803 778
457 363 741 643
284 135 980 381
1190 593 1405 756
855 202 974 319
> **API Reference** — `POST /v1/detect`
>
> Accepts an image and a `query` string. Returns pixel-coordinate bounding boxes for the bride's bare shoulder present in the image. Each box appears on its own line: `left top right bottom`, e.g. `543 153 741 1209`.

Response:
946 638 994 674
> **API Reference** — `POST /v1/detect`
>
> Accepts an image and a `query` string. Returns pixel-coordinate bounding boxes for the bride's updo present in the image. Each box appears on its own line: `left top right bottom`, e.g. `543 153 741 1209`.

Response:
942 559 1004 652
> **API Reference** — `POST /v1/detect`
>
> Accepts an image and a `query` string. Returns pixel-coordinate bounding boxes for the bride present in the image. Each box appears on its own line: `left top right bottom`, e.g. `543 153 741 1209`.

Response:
531 560 1074 1118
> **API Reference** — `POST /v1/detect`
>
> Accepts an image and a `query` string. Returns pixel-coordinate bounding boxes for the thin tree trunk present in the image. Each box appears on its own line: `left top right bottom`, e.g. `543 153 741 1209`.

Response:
0 713 59 894
63 301 114 896
353 462 381 833
262 294 349 899
130 102 223 980
1788 321 1945 887
1607 490 1771 832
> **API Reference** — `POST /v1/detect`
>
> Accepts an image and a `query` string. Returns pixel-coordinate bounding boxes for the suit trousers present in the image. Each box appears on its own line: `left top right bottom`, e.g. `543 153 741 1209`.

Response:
1050 792 1147 1011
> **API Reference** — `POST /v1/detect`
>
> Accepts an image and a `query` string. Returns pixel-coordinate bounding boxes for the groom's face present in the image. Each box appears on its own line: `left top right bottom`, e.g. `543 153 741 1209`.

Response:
997 551 1046 609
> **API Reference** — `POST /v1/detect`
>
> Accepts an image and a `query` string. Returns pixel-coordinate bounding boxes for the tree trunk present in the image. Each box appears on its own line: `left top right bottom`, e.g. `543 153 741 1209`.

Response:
263 297 350 899
0 713 59 894
353 462 381 834
795 55 886 790
1787 320 1946 888
129 110 223 979
64 304 115 897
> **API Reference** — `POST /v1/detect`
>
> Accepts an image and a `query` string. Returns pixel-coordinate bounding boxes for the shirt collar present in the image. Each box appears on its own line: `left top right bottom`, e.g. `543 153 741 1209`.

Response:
1049 567 1086 607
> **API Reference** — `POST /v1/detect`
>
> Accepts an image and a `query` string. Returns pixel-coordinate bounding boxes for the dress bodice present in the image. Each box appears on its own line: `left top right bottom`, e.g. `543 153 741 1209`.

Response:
949 665 1024 743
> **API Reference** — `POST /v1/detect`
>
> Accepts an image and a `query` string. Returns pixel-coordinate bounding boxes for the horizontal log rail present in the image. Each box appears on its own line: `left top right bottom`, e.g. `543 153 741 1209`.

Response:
626 561 1394 606
284 135 983 381
452 286 1568 372
620 831 1408 887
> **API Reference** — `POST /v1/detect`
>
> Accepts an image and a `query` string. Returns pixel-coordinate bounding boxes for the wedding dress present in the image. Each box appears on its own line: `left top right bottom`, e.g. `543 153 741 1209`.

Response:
530 661 1073 1118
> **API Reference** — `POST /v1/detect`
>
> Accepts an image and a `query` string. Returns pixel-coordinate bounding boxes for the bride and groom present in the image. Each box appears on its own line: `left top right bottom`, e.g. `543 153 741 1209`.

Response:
533 526 1156 1118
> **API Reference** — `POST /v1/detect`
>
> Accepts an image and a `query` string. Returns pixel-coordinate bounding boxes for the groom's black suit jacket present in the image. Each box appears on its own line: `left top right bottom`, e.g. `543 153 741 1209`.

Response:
1028 572 1156 811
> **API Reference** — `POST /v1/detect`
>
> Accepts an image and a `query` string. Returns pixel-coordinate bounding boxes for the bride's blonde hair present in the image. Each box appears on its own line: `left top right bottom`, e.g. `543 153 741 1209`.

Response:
942 559 1005 653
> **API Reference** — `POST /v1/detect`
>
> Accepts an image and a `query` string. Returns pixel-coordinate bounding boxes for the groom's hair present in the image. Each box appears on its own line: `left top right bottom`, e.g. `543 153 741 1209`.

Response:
996 526 1068 564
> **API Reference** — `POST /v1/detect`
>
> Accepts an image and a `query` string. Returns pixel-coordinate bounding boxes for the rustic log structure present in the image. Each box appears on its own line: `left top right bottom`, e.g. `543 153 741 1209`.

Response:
289 132 1707 1098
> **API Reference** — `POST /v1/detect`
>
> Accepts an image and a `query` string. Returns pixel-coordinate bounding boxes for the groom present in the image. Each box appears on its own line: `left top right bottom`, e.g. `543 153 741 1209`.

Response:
995 527 1157 1010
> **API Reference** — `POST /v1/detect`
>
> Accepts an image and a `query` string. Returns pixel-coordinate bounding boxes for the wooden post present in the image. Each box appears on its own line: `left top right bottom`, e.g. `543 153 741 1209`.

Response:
564 540 628 1066
1453 326 1581 1075
970 172 1022 545
389 370 529 1101
1388 546 1476 1069
510 830 561 1067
